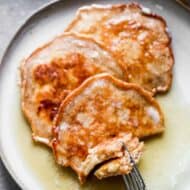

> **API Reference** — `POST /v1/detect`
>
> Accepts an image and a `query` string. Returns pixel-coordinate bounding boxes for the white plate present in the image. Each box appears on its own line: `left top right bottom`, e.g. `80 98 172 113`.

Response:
0 0 190 189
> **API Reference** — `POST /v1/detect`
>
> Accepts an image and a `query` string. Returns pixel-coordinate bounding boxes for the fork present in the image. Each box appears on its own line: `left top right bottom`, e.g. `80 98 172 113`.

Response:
122 145 146 190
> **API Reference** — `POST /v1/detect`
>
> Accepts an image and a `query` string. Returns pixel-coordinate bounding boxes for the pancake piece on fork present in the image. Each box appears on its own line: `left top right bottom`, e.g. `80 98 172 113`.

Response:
20 33 124 146
66 3 174 94
53 74 164 183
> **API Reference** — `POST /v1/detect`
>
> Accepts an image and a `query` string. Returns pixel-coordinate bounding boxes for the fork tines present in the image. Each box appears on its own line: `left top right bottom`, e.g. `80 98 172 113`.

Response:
122 145 146 190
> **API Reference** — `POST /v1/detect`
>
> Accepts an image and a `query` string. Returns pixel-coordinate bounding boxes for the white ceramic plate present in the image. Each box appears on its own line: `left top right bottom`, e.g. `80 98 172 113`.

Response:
0 0 190 189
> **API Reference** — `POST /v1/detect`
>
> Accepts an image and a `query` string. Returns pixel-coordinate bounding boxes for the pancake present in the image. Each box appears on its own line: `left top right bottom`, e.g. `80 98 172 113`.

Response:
66 3 174 94
53 73 164 182
20 33 123 146
95 137 143 179
53 131 143 183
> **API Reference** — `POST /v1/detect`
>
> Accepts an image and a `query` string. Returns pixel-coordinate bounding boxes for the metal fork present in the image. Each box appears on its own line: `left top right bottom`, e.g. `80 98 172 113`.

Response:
122 146 146 190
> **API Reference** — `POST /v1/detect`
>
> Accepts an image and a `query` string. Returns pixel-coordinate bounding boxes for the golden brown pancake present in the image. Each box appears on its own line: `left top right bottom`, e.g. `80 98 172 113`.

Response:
20 33 123 146
53 73 164 183
66 3 174 94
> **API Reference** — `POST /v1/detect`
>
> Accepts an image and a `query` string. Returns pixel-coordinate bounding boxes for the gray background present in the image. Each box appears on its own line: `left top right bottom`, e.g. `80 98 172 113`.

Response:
0 1 51 189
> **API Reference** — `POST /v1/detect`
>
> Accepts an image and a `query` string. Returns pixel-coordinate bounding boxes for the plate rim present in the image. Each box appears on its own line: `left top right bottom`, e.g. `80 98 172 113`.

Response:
0 1 63 189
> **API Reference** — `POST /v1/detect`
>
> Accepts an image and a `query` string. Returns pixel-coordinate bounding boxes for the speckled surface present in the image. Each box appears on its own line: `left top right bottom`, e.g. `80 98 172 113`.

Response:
0 1 52 189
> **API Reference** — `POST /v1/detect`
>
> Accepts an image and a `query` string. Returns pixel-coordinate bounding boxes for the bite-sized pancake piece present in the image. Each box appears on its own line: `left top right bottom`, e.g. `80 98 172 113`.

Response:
53 73 164 182
95 137 143 179
66 3 174 94
20 33 123 146
53 132 143 183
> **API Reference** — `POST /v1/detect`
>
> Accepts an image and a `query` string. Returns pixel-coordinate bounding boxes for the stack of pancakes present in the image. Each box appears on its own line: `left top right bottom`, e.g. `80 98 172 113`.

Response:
20 3 173 183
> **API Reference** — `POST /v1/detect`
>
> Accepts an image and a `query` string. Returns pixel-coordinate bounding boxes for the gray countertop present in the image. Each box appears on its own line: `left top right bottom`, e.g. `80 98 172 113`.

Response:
0 1 52 189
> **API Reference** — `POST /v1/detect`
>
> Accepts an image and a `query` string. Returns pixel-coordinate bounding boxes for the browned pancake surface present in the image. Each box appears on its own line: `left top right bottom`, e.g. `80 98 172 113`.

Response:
66 3 174 94
21 33 123 145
